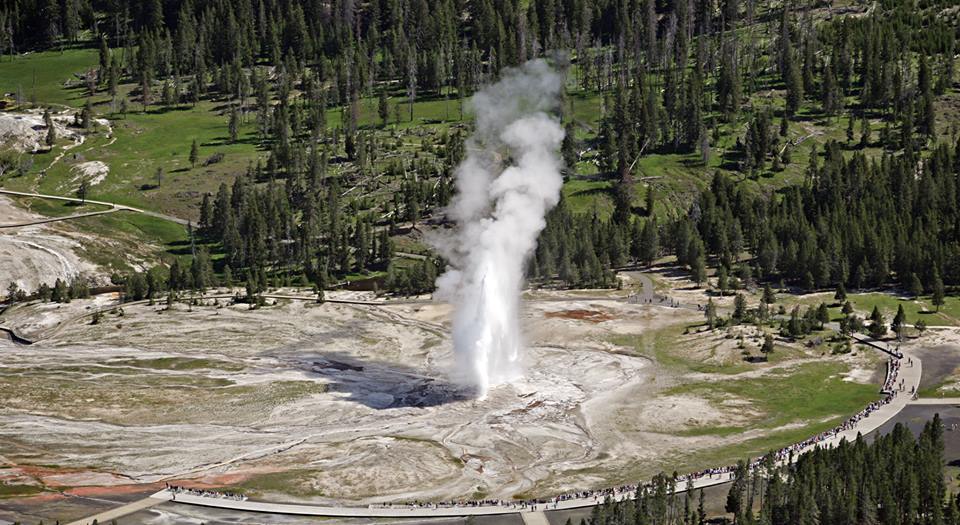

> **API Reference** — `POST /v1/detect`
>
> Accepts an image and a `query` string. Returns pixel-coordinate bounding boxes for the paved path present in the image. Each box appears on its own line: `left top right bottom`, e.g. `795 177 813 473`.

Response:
805 353 921 449
521 511 551 525
910 398 960 405
64 493 171 525
0 207 119 228
0 189 190 226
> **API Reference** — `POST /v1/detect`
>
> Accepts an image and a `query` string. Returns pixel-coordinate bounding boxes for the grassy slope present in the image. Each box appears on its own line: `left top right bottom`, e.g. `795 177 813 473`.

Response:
3 37 952 246
0 47 100 107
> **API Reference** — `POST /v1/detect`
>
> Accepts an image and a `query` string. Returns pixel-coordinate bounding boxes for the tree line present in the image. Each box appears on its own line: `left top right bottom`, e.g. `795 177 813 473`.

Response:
580 416 951 525
3 0 960 299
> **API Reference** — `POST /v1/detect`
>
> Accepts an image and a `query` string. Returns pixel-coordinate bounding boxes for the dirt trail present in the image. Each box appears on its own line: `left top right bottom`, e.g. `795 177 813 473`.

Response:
0 188 189 225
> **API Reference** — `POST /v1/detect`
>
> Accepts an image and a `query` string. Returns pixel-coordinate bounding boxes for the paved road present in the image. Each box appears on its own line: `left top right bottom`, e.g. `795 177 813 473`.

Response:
521 510 551 525
910 398 960 405
0 189 190 226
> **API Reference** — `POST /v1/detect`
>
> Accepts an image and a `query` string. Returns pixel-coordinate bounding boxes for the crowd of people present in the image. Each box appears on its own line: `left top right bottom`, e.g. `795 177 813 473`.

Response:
882 357 901 394
629 293 683 309
166 484 247 502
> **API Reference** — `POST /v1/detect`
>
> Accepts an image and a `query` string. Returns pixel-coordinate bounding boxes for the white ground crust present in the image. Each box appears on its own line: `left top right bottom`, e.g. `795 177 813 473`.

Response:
0 289 889 504
70 160 109 186
0 197 99 293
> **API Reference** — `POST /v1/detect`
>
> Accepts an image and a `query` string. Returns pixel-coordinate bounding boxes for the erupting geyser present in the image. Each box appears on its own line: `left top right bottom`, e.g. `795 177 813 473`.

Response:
434 59 566 398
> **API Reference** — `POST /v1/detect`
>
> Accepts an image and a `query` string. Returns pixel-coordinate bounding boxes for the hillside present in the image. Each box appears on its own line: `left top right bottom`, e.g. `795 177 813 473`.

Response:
0 0 958 302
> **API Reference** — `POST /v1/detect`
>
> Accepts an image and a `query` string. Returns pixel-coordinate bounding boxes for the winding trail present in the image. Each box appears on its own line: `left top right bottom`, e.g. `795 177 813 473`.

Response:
0 189 189 226
0 207 119 228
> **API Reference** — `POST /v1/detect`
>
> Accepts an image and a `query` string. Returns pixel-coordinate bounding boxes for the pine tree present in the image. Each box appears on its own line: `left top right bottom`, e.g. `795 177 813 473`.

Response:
639 219 658 266
190 139 199 168
718 41 742 120
140 73 152 112
932 272 945 312
869 305 887 338
910 273 923 298
781 14 803 116
44 109 56 146
76 178 88 204
81 99 93 129
834 283 846 304
692 254 707 287
763 283 777 305
760 333 774 360
378 89 390 127
733 293 747 320
892 304 906 340
919 55 936 138
229 106 239 143
821 63 840 117
816 303 830 329
561 122 578 175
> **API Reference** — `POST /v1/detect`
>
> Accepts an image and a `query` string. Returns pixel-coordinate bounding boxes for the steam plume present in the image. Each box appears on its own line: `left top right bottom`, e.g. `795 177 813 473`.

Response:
434 59 565 398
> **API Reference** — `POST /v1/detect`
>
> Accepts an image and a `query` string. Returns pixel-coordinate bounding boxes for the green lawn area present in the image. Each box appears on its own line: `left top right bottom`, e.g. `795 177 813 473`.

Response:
608 323 808 376
8 195 110 217
845 292 960 327
70 211 189 270
562 178 613 216
549 358 880 492
0 47 100 107
665 361 880 437
666 407 869 478
781 290 960 328
87 104 264 217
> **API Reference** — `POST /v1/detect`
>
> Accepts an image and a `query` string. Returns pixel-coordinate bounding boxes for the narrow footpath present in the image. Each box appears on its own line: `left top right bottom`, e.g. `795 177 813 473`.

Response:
0 189 190 226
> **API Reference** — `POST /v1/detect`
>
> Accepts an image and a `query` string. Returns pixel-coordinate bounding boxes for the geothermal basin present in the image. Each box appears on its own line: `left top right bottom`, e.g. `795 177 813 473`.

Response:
0 276 890 507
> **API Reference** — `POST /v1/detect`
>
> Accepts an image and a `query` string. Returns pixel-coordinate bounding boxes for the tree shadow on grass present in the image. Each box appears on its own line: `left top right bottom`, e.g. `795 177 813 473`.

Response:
567 185 613 200
201 135 260 148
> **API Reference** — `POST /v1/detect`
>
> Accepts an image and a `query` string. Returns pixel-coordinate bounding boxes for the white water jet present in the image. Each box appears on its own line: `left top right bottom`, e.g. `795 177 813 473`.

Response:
433 59 566 398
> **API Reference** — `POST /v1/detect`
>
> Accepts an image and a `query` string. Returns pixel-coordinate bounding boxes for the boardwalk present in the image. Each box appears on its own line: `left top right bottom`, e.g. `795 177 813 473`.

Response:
64 494 171 525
